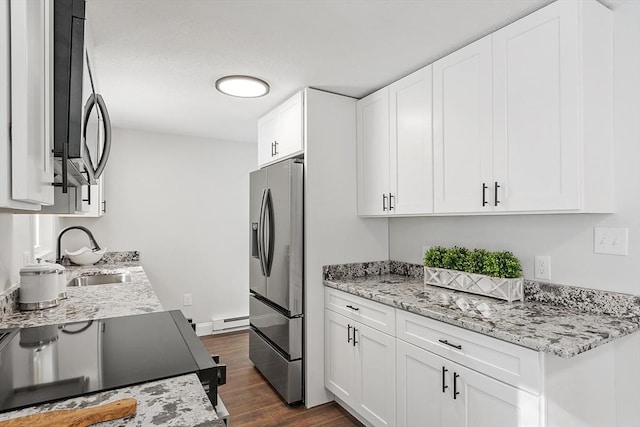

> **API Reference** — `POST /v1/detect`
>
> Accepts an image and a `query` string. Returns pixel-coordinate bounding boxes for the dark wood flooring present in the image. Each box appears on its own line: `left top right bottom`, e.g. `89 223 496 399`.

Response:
201 330 363 427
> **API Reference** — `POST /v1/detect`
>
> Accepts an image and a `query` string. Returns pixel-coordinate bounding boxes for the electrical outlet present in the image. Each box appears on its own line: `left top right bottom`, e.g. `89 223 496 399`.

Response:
23 252 32 266
183 293 193 306
534 256 551 281
594 227 628 256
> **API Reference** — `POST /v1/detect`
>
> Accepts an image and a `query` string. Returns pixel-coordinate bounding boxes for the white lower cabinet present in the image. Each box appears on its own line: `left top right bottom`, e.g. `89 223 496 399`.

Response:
326 288 617 427
396 339 452 427
396 339 539 427
325 309 395 427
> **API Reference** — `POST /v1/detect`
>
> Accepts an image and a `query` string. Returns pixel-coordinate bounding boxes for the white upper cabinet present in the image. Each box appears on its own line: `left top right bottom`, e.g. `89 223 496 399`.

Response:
357 66 433 216
390 66 433 215
0 0 54 210
257 109 278 166
492 0 612 213
257 91 303 167
360 0 613 216
433 0 612 214
357 87 390 215
433 36 493 214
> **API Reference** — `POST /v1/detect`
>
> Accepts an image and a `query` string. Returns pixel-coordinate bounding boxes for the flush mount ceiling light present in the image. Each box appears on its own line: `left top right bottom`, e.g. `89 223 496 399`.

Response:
215 75 270 98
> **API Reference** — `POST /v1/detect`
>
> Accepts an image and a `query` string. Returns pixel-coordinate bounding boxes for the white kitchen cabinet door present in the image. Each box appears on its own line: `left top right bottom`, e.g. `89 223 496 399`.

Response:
452 363 539 427
357 87 390 215
492 0 581 212
433 36 492 214
257 91 303 168
397 338 539 427
325 309 356 407
276 91 303 159
389 66 433 215
9 0 53 206
258 109 278 167
397 339 452 427
355 322 396 427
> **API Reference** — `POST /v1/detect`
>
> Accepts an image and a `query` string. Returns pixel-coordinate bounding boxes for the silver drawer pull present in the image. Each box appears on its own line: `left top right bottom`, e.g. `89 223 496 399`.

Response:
439 339 462 350
346 304 360 311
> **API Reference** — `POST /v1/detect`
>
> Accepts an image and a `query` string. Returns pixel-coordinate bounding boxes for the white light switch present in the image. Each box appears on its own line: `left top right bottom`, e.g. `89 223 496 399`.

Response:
594 227 628 256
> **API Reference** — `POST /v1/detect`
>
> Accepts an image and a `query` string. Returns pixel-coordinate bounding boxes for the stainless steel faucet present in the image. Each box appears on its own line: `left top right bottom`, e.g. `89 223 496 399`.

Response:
56 226 102 264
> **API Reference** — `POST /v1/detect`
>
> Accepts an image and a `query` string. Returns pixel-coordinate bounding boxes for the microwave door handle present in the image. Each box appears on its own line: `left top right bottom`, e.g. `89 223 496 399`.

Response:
93 94 111 179
80 94 97 184
62 138 69 193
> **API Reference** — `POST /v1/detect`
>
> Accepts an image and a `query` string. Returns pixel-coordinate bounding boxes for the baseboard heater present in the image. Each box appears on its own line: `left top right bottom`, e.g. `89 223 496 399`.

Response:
212 315 249 332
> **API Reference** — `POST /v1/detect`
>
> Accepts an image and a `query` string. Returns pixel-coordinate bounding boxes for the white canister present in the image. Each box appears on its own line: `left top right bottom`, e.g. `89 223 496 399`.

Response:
19 263 60 311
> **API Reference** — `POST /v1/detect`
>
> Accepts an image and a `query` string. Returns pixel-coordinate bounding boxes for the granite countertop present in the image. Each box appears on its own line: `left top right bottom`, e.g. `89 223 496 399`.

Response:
323 262 640 358
0 262 163 329
0 252 224 426
0 374 225 427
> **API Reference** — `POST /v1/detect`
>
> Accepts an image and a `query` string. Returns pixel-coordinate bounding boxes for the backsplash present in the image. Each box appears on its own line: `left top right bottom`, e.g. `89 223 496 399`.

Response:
59 250 140 266
524 280 640 318
0 284 18 319
323 260 423 280
96 251 140 265
323 260 640 318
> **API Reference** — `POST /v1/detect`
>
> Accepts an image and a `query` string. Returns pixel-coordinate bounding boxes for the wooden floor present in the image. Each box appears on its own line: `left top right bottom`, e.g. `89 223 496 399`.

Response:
201 331 363 427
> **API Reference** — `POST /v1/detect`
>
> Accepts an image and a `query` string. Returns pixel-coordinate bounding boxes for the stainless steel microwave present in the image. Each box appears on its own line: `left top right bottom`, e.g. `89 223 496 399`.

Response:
52 0 110 193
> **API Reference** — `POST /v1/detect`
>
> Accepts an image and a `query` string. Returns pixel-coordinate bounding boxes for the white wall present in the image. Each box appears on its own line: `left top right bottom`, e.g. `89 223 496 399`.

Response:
389 2 640 425
60 127 256 324
0 214 32 292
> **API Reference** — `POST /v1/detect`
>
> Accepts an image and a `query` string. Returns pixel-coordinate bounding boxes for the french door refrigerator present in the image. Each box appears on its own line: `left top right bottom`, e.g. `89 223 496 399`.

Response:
249 158 303 404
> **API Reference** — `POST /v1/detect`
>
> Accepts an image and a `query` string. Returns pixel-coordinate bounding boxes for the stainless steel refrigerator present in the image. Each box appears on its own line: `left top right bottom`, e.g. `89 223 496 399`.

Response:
249 158 303 404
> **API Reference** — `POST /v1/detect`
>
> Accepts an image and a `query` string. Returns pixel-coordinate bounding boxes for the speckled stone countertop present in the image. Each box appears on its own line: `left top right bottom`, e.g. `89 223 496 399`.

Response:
0 374 225 426
323 261 640 358
0 256 163 329
0 252 224 426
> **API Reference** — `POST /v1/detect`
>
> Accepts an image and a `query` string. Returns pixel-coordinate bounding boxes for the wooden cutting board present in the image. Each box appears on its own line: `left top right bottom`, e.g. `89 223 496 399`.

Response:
0 398 137 427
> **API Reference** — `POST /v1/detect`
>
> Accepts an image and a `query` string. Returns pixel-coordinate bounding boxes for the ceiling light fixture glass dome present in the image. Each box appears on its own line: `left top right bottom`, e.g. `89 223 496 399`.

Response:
215 75 270 98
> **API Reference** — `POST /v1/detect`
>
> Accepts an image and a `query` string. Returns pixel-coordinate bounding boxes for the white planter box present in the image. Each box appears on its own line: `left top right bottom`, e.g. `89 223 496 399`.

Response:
424 267 524 302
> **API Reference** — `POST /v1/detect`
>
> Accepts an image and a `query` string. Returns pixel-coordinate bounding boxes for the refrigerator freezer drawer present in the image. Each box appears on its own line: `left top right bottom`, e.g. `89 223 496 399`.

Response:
249 328 302 404
250 295 302 360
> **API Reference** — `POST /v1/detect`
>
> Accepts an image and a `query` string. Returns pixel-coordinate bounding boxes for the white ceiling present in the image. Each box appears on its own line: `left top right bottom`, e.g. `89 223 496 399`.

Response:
87 0 563 144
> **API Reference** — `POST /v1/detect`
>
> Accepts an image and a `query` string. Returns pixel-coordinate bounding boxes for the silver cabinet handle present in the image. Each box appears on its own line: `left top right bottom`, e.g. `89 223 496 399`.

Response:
382 194 388 211
347 324 352 343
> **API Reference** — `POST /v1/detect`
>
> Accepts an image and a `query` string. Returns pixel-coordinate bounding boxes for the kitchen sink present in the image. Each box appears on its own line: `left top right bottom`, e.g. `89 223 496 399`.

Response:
67 272 132 287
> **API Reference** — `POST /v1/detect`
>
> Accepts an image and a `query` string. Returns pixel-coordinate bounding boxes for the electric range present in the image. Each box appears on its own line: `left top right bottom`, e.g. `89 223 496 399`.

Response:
0 310 225 413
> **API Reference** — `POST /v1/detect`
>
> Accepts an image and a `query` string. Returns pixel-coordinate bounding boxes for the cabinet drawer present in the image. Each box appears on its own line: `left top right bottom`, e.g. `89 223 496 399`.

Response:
325 288 395 335
396 309 541 394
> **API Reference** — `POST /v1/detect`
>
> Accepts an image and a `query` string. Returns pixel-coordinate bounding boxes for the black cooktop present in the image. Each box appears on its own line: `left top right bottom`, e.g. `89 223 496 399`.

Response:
0 311 212 413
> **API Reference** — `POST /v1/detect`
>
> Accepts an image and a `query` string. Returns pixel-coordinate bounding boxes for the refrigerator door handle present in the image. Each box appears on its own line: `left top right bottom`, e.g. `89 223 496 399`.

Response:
264 188 275 277
257 189 267 276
